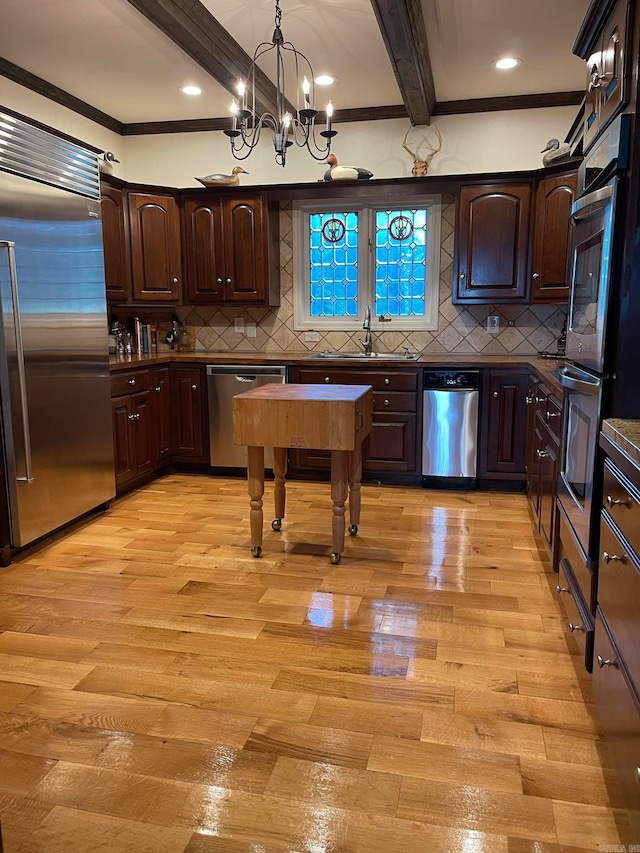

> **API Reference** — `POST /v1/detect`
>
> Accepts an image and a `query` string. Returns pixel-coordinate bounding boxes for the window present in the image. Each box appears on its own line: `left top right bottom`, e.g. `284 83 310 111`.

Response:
293 195 441 331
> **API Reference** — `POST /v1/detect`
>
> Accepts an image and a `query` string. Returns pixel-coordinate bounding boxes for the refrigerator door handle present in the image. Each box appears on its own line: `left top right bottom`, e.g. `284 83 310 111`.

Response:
0 241 34 483
558 366 600 396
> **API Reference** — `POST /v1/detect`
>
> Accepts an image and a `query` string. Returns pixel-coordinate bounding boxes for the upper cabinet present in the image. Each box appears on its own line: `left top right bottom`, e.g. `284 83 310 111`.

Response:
128 192 182 303
531 172 578 303
100 184 131 303
576 0 631 152
182 193 280 306
454 183 532 303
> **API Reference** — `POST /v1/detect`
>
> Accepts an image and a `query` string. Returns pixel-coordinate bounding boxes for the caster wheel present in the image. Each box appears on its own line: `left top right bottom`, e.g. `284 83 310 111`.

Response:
251 546 262 558
348 524 358 536
271 518 282 531
330 552 341 565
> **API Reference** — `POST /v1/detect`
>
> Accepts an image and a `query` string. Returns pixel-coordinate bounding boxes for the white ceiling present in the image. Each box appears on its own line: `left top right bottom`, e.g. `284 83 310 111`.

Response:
0 0 590 125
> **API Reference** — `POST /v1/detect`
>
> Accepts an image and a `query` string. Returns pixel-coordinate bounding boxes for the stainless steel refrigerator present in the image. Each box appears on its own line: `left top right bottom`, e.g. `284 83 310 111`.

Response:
0 110 115 549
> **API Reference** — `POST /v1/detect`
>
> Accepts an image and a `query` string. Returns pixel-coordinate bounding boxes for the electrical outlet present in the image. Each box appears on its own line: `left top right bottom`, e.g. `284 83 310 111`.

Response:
304 331 320 342
246 322 256 338
487 315 500 334
234 318 245 334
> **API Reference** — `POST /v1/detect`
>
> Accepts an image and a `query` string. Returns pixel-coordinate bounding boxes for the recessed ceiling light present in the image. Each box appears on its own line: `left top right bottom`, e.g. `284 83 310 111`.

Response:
180 85 203 95
315 75 336 86
494 57 522 70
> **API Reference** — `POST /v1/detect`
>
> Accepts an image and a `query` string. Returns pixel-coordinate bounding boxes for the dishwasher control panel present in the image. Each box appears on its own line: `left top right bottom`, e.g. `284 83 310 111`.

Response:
423 370 480 390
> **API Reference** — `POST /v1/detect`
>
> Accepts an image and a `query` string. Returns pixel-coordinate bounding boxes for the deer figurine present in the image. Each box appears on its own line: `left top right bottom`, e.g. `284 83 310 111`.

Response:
402 125 443 176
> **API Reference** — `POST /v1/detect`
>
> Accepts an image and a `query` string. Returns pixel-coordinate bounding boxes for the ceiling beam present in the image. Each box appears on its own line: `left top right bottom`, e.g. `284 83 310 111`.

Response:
434 91 585 116
369 0 435 126
123 0 287 117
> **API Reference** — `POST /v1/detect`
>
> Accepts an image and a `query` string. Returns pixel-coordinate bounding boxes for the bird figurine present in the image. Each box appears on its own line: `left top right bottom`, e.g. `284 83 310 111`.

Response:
540 139 571 167
322 154 373 182
195 167 249 187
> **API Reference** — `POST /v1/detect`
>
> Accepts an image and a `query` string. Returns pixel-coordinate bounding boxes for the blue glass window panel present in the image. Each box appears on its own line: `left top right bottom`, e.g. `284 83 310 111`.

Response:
374 208 429 317
346 298 357 315
346 281 357 298
308 210 359 317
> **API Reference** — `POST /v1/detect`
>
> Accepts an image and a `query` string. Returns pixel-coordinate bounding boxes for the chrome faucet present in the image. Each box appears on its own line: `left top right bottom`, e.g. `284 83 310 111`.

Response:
359 305 373 356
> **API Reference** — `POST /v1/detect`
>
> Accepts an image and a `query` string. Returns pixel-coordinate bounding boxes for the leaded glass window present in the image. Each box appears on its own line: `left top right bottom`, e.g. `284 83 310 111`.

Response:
309 212 359 317
375 208 427 317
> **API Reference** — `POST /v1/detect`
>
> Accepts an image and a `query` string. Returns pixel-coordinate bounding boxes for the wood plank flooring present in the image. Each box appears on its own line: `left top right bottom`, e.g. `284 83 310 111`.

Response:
0 474 628 851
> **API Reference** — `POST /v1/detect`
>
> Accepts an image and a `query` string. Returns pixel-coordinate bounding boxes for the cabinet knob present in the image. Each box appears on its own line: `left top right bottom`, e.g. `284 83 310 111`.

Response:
384 399 390 407
191 384 197 391
217 278 223 284
532 273 540 279
602 551 625 564
596 654 618 668
526 396 533 404
606 495 631 508
128 379 135 386
492 391 498 398
555 585 570 594
324 377 330 383
172 277 179 284
536 449 549 458
226 278 232 284
155 386 161 392
568 622 584 633
384 378 390 385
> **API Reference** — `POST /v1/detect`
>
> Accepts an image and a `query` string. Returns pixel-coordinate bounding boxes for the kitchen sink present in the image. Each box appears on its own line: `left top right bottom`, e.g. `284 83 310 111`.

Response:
306 350 420 361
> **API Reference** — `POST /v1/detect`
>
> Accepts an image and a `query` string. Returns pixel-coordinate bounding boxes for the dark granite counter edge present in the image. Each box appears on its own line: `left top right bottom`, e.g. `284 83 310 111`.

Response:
602 419 640 471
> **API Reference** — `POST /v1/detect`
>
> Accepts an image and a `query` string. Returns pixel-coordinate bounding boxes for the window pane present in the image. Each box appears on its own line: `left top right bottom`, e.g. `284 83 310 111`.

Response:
309 212 359 317
375 208 428 317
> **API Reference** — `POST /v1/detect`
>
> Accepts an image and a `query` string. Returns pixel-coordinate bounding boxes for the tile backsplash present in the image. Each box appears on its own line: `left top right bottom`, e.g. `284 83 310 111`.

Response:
177 197 566 356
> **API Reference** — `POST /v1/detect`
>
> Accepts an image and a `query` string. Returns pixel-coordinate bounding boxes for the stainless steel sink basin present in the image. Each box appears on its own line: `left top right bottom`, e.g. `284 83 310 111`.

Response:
306 350 420 361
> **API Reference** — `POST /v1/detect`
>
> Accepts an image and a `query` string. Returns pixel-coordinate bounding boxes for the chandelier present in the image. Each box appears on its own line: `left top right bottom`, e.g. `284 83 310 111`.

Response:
223 0 337 167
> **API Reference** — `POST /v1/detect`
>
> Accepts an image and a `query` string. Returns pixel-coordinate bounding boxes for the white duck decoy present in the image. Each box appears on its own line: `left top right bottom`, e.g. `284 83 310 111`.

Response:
322 154 373 182
540 139 571 167
195 167 249 187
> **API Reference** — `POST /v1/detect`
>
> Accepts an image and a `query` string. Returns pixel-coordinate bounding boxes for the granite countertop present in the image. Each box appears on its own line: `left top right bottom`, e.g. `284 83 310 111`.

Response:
602 419 640 470
109 351 566 395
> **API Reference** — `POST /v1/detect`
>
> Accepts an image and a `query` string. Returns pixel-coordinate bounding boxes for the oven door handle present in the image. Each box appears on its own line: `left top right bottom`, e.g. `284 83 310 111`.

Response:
570 184 613 223
558 367 600 395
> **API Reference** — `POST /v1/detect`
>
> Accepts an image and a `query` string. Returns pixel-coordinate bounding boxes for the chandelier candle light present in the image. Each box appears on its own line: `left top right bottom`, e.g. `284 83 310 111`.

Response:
224 0 337 167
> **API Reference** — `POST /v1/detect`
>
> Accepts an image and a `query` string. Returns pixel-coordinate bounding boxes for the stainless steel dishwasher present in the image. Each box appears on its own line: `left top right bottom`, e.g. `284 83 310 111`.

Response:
422 370 479 488
207 365 287 469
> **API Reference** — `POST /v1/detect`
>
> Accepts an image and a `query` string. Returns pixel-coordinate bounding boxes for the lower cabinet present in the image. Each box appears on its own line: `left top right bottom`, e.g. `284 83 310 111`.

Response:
170 365 209 462
111 369 155 491
287 366 420 475
526 378 563 554
479 369 529 479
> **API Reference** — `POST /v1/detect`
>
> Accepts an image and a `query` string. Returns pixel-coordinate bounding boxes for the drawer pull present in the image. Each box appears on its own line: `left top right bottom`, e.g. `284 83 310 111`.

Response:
555 585 570 594
606 495 631 508
536 449 549 458
384 399 390 407
155 386 161 392
535 396 545 403
128 379 135 386
493 392 499 398
128 413 140 421
191 384 197 391
602 551 625 564
384 378 390 385
324 376 330 383
526 396 533 405
596 654 618 668
546 410 561 420
568 622 584 633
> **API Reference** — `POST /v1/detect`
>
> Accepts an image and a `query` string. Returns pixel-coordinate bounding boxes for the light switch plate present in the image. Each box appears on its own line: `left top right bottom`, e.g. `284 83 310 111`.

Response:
234 318 245 334
304 331 320 342
246 322 256 338
487 315 500 334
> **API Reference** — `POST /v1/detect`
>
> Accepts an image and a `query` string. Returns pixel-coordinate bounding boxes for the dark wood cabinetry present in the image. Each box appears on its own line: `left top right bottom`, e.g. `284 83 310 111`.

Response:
100 183 131 303
182 194 279 306
531 173 578 303
527 378 563 554
110 369 154 490
287 366 420 476
479 370 529 478
455 184 532 303
151 366 171 463
170 365 208 462
128 193 182 303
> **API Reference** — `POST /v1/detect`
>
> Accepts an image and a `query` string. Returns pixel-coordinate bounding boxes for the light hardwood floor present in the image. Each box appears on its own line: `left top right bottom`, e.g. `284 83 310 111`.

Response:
0 474 628 852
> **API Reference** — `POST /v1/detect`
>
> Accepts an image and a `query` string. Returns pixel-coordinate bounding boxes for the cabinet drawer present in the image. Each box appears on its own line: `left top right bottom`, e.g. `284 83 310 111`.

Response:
593 608 640 842
544 394 563 442
599 512 640 692
557 558 595 672
372 391 417 413
558 505 597 612
603 459 640 557
295 368 418 392
535 383 550 420
111 369 151 398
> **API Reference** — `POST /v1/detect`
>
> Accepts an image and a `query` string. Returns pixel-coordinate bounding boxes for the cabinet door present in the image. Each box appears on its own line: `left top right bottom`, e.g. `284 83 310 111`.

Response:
101 184 131 303
531 174 577 303
131 391 153 478
223 197 268 303
480 370 529 477
152 367 171 464
598 0 629 135
182 197 225 303
128 193 181 302
171 366 208 460
455 184 531 303
112 397 134 489
364 414 417 473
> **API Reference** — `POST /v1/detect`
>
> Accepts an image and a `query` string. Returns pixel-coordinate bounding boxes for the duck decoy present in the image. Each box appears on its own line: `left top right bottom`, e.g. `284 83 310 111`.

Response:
195 167 249 187
322 154 373 182
540 139 571 167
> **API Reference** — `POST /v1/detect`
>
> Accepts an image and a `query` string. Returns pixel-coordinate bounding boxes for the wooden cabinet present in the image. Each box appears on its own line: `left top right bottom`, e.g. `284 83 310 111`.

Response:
170 365 208 462
531 173 578 303
110 369 154 491
479 370 529 479
128 193 181 303
593 432 640 843
577 0 631 152
287 366 420 475
527 379 563 555
101 183 131 303
182 194 279 306
454 184 532 303
151 366 171 463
